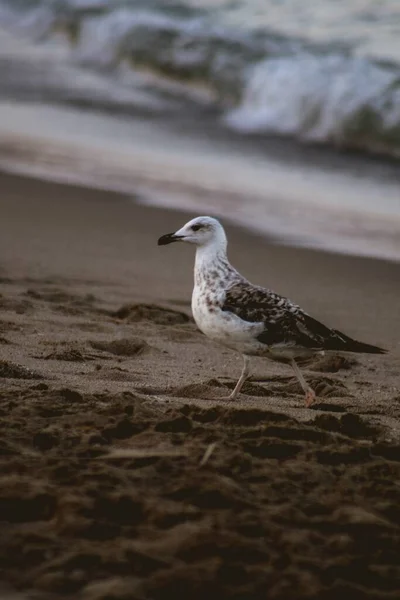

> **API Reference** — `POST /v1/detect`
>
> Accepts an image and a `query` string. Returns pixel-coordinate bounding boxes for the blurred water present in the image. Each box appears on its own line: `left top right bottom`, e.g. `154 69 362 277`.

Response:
2 0 400 156
0 1 399 261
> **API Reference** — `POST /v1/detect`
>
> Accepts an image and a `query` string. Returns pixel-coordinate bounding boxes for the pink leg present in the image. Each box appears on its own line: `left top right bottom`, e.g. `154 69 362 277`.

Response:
290 359 317 408
228 355 250 400
304 387 316 408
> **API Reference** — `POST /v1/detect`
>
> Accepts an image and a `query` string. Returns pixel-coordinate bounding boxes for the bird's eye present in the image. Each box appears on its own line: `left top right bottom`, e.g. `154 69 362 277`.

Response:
191 224 202 232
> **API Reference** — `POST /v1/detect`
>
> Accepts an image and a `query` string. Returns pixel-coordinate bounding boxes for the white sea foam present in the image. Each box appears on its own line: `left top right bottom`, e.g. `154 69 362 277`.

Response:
0 0 400 156
224 54 400 155
0 1 400 262
0 100 399 263
2 0 400 157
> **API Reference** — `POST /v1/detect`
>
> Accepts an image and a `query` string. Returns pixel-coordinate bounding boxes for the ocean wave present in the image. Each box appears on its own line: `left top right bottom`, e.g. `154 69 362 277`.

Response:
225 54 400 156
59 3 298 106
2 0 400 158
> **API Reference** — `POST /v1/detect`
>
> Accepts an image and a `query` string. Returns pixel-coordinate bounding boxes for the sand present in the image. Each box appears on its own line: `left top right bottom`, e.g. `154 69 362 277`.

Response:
0 171 399 599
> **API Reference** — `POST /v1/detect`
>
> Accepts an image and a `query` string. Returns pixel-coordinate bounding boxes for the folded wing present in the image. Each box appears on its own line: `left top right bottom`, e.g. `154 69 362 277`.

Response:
222 282 386 354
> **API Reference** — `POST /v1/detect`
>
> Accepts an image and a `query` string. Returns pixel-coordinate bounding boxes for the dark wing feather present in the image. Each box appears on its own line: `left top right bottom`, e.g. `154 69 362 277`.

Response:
222 282 386 354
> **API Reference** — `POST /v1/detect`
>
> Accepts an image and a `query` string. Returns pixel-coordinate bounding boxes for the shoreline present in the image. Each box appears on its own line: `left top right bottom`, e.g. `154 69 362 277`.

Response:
1 169 399 346
0 17 400 263
0 167 399 423
0 92 399 263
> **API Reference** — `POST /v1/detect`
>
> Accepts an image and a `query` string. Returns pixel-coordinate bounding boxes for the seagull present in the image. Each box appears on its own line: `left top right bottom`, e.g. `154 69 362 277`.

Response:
158 216 386 407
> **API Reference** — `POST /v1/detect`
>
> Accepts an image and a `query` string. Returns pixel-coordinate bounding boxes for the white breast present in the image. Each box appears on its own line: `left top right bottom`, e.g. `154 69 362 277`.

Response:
191 285 264 352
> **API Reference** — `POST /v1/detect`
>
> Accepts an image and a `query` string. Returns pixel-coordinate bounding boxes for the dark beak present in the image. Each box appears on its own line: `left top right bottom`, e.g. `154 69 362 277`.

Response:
157 233 183 246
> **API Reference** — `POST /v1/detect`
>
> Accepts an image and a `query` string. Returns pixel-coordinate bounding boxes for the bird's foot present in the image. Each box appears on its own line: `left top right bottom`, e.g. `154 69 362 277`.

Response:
304 387 316 408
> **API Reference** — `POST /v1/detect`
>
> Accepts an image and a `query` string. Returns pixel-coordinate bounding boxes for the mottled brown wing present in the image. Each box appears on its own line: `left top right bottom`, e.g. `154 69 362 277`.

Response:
222 283 333 349
222 282 320 348
222 282 386 353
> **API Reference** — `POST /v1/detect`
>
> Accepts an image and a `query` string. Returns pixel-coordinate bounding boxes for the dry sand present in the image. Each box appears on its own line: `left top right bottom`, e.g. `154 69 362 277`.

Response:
0 171 399 599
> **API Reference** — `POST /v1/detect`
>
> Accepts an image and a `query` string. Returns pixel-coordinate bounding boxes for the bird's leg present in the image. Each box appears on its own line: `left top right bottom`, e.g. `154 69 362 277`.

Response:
229 355 251 400
290 359 316 407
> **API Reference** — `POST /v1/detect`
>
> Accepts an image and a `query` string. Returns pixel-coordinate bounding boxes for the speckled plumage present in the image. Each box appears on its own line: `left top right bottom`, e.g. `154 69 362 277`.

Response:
221 281 384 354
158 216 386 406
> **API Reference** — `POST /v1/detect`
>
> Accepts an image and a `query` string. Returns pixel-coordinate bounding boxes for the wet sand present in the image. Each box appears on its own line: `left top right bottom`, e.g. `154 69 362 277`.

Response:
1 99 400 262
0 171 399 599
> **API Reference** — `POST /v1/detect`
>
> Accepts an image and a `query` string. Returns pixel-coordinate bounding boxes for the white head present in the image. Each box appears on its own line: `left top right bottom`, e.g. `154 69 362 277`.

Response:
158 216 227 251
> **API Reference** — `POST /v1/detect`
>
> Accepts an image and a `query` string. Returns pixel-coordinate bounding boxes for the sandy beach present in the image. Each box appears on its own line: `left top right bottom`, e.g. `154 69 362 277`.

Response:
0 171 400 599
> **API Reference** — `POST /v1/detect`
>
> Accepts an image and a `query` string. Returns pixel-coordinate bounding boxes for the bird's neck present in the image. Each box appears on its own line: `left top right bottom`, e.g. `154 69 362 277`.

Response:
194 242 237 287
195 241 226 269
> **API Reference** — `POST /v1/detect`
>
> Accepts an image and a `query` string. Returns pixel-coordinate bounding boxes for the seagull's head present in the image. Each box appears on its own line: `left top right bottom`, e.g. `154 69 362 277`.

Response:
158 216 226 249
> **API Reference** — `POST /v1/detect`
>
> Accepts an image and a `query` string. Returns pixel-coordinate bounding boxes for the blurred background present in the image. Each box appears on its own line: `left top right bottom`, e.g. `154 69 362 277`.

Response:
0 0 400 261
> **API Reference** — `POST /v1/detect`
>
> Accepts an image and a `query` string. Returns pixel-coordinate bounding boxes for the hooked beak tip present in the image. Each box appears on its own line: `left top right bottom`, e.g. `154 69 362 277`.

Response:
157 233 182 246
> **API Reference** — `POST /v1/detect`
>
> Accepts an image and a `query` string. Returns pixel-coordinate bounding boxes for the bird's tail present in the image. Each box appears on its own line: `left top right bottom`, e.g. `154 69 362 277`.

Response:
302 314 387 354
331 329 387 354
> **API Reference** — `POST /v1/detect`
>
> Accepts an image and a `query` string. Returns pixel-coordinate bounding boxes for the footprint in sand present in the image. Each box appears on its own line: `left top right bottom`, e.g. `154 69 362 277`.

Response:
113 303 191 326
